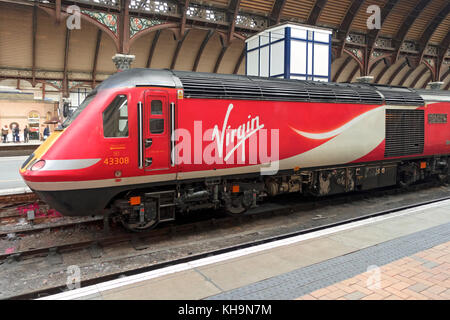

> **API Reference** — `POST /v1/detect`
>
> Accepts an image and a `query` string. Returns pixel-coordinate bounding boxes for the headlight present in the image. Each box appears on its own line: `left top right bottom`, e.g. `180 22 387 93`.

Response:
30 160 46 171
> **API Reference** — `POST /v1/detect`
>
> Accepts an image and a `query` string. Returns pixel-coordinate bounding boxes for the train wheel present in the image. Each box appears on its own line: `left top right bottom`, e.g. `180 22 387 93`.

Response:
225 192 250 215
226 202 246 215
113 198 160 232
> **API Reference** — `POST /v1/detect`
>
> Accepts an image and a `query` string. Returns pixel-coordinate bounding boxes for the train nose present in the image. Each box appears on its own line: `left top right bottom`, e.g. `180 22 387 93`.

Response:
19 131 64 176
20 152 36 172
28 159 46 171
19 157 43 181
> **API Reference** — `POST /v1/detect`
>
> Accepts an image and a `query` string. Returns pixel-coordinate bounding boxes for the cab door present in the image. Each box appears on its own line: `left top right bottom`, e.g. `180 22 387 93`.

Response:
143 90 170 171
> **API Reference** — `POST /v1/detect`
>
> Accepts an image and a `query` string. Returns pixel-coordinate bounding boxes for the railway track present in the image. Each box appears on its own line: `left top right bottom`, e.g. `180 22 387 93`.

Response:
0 198 104 237
0 192 37 206
0 179 443 238
0 180 445 260
2 180 449 299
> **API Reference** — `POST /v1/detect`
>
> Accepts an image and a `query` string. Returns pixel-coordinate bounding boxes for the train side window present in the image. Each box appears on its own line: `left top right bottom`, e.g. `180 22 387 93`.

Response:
151 100 163 115
103 95 128 138
149 99 164 134
150 118 164 134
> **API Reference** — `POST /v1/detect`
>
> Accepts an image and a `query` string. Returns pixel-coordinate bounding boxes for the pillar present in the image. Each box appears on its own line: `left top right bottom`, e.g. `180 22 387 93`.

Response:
356 76 374 84
428 81 444 90
112 54 135 72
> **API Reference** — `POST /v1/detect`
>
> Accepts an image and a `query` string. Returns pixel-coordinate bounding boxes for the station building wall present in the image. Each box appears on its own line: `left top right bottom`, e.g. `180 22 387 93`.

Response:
0 93 58 141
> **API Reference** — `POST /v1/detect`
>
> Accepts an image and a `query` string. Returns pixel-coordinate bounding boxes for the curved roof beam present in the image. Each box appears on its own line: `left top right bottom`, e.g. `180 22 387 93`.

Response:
422 74 432 89
146 30 161 68
233 46 246 74
179 0 190 38
410 65 429 88
375 59 392 83
307 0 328 25
269 0 288 26
417 3 450 64
337 0 367 56
346 64 360 83
366 0 401 65
32 4 37 87
37 5 120 51
368 59 384 76
62 28 71 97
398 67 414 86
118 0 130 53
228 0 241 43
343 48 364 71
129 23 179 48
392 0 433 63
387 61 408 85
438 33 450 80
193 30 214 72
214 41 229 73
332 56 352 82
444 74 450 90
440 68 450 83
55 0 61 24
92 29 102 88
171 29 191 70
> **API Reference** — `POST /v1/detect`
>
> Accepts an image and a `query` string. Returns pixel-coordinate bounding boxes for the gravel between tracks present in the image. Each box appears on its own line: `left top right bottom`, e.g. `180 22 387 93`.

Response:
1 184 449 299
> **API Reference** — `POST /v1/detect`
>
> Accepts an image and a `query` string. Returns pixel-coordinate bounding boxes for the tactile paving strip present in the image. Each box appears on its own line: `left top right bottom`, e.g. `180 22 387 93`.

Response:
206 222 450 300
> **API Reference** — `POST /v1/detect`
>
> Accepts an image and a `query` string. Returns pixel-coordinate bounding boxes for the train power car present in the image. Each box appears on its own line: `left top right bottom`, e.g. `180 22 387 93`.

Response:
20 69 450 231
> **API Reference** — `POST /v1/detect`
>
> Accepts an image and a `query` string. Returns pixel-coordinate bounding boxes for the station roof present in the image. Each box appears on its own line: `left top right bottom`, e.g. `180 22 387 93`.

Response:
0 0 448 93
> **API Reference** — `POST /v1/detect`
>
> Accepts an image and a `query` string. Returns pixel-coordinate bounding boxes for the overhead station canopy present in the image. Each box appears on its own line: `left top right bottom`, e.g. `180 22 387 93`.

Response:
245 23 332 82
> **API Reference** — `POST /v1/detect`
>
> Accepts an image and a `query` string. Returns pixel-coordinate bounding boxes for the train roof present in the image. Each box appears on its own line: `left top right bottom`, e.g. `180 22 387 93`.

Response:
95 68 450 105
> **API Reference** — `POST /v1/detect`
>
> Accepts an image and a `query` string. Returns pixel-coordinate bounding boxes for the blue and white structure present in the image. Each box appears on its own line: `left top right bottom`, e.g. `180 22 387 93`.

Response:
245 23 332 82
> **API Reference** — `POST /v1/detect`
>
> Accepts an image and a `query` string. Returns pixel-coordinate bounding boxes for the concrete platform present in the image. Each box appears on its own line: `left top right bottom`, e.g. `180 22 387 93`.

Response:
0 141 40 157
297 241 450 300
0 156 29 193
0 141 41 147
42 198 450 300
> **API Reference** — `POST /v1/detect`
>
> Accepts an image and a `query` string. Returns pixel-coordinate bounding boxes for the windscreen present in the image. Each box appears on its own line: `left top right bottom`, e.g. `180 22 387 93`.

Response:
62 92 97 128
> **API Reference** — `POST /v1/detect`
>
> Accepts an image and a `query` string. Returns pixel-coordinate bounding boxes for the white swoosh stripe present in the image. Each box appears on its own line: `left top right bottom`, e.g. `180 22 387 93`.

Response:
290 106 383 140
282 106 386 168
41 159 101 171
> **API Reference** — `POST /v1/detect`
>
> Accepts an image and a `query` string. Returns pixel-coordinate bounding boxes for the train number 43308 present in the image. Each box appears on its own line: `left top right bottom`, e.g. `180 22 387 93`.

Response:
104 157 130 165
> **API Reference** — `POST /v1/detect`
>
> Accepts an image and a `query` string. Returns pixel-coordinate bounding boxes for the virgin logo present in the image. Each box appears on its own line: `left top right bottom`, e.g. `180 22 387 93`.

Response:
172 103 279 175
212 104 265 161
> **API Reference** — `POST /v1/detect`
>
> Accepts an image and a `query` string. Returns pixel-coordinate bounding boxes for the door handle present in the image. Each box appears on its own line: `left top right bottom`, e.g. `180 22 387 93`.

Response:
145 158 153 167
145 138 153 148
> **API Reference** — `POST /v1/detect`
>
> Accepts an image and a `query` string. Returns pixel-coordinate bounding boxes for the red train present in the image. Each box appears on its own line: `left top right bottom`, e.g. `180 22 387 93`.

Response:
20 69 450 231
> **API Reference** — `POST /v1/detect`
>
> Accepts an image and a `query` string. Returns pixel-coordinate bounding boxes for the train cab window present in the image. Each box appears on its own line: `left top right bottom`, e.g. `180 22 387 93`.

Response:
150 118 164 134
103 95 128 138
62 93 96 128
151 100 163 115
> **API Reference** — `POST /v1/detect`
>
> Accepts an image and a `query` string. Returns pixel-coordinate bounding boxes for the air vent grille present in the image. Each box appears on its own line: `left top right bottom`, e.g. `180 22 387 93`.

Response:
385 109 424 158
376 87 424 106
173 71 384 105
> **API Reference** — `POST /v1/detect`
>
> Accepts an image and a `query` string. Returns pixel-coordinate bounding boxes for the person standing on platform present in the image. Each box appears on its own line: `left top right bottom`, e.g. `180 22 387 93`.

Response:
14 125 20 142
12 125 16 142
43 125 50 141
24 125 29 143
1 125 8 143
